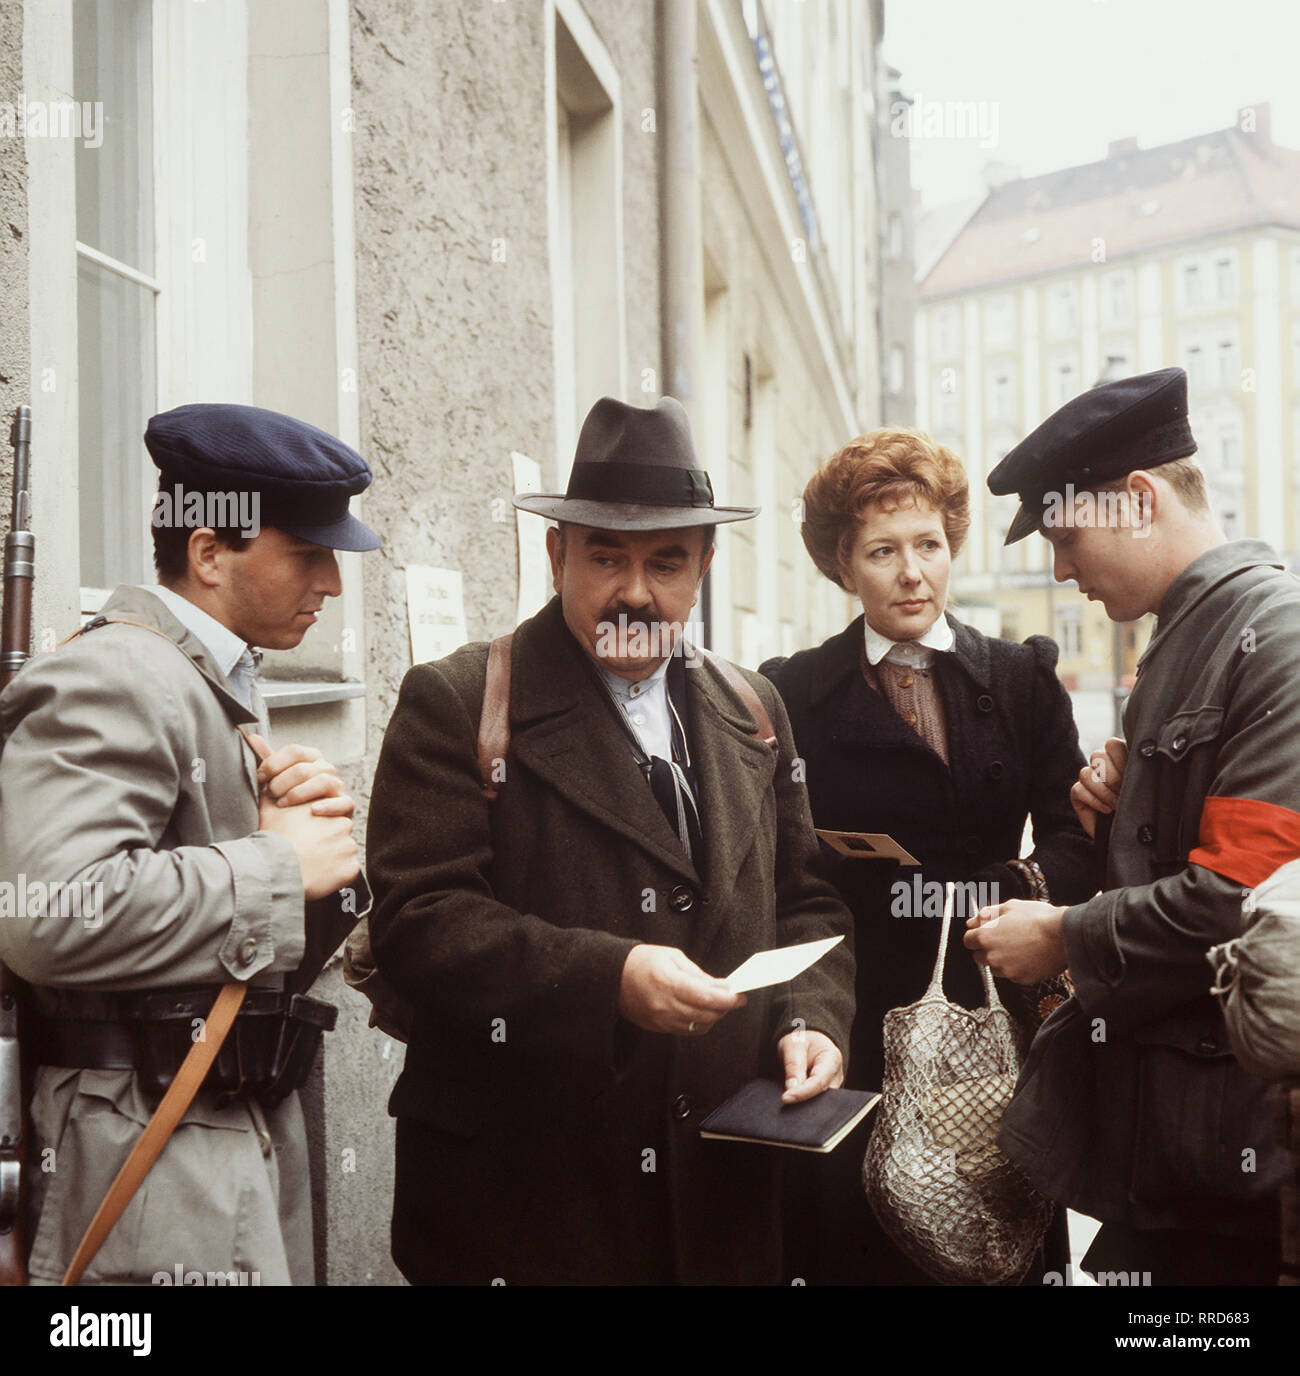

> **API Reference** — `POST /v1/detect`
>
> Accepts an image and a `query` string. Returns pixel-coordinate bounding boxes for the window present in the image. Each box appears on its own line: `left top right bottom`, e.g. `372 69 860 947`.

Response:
1049 355 1078 407
984 295 1014 349
1217 336 1238 390
933 307 960 358
1185 342 1205 392
986 365 1014 423
552 3 625 473
1047 283 1078 337
74 0 156 593
933 367 961 433
1056 605 1082 658
1103 272 1132 326
1100 346 1133 379
1183 262 1203 307
1215 254 1238 302
1219 422 1241 471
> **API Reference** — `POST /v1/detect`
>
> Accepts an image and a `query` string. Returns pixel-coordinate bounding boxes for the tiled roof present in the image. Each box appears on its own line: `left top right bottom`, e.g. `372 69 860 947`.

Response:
921 125 1300 298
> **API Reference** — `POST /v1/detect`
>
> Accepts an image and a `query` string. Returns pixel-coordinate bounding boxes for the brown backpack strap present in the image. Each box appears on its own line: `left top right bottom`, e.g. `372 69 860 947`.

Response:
478 634 513 800
700 649 778 751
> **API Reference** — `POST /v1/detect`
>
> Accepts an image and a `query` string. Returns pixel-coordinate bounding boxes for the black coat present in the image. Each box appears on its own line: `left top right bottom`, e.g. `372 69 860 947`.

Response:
762 613 1096 1089
761 613 1095 1284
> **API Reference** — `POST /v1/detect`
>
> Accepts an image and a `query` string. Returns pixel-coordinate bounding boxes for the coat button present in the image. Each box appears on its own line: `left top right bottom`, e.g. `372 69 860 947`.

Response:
1197 1037 1219 1055
1137 824 1155 845
673 1094 692 1120
238 936 258 965
1172 735 1188 753
976 695 994 713
669 886 695 914
899 673 915 689
989 761 1005 780
1139 740 1156 758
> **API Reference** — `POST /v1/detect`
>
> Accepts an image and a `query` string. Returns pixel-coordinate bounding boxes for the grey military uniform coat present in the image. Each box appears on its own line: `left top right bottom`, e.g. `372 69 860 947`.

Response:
0 585 360 1284
1000 541 1300 1236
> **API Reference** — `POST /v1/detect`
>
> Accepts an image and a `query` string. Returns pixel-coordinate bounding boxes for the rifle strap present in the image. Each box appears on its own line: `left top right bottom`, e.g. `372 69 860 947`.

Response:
62 982 246 1286
473 635 778 801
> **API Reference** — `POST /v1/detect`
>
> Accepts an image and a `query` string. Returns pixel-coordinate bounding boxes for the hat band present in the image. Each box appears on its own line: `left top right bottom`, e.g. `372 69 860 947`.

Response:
1091 414 1196 479
1023 414 1197 510
566 461 715 509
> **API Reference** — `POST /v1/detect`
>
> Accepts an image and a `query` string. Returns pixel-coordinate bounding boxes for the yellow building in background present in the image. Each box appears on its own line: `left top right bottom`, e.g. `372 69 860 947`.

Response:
916 103 1300 694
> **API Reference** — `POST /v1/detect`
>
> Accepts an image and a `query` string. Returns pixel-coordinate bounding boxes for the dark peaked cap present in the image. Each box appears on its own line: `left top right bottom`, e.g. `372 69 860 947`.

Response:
513 395 757 530
988 367 1197 544
145 402 381 551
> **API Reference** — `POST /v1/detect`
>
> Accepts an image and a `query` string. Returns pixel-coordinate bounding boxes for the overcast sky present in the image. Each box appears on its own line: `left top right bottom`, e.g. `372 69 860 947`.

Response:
882 0 1300 209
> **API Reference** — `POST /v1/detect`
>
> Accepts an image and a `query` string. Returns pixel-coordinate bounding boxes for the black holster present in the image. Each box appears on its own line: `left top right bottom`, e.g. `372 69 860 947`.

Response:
33 987 337 1108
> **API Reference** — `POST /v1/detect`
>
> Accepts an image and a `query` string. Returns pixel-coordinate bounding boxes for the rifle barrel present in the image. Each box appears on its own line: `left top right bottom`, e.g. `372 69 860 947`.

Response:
1 405 34 689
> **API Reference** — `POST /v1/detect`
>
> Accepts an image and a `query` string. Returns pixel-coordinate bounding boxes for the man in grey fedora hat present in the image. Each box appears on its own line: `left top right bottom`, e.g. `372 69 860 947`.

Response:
365 395 854 1284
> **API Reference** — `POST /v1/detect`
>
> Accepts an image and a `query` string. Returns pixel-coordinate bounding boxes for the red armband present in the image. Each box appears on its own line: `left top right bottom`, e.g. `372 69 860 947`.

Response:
1187 795 1300 888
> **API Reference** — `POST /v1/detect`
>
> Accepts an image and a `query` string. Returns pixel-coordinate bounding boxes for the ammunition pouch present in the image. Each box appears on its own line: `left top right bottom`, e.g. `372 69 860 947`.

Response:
31 987 336 1108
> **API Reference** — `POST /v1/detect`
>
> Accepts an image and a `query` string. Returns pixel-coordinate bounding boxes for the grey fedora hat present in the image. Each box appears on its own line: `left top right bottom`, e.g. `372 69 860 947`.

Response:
512 395 757 529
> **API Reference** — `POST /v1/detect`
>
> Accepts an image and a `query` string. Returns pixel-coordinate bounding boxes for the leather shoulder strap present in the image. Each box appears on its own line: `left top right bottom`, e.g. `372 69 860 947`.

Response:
700 649 778 751
62 982 246 1285
477 634 513 800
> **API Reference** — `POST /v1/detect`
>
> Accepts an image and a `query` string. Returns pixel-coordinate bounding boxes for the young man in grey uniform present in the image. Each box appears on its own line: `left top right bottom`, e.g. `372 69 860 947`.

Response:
965 367 1299 1285
0 403 378 1284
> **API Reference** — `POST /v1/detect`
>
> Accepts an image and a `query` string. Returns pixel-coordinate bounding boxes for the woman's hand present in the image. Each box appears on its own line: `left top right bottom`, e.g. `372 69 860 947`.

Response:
1070 736 1127 839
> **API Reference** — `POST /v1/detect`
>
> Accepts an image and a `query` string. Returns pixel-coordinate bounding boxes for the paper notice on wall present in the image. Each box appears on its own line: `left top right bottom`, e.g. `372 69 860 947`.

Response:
406 565 468 665
512 451 549 624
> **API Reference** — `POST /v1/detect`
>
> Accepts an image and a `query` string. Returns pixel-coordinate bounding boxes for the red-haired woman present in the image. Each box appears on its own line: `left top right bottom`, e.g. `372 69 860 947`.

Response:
761 428 1095 1284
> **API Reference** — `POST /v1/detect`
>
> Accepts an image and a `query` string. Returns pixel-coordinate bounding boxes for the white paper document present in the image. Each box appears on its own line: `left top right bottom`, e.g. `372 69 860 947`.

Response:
405 564 468 665
724 935 845 995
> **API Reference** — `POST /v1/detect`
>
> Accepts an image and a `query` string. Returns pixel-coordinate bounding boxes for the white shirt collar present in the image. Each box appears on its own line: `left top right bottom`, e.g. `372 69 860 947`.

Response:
143 584 253 681
595 653 672 702
863 612 955 668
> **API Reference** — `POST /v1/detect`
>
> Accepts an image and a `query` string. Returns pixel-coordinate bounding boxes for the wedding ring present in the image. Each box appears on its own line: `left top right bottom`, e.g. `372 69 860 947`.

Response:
688 1020 696 1032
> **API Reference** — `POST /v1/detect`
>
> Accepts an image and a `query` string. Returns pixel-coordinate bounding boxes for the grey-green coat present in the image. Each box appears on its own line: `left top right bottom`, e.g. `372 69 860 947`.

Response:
1000 541 1300 1237
0 585 358 1284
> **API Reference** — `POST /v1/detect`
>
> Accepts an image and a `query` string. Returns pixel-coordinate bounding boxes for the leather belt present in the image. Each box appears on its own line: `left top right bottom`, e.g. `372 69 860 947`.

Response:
32 1018 136 1071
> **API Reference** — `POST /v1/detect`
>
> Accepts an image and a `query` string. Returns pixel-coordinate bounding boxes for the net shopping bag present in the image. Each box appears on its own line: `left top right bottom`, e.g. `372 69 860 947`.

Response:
862 883 1053 1284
